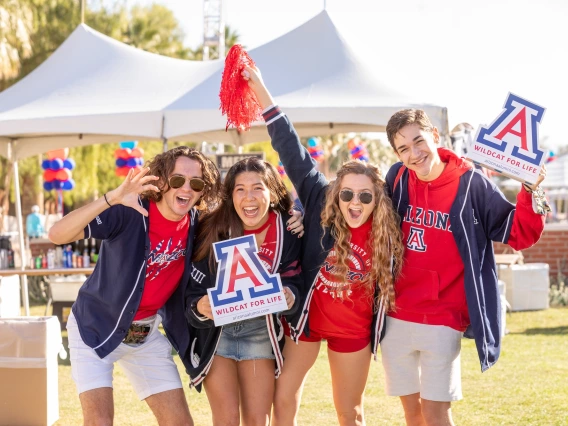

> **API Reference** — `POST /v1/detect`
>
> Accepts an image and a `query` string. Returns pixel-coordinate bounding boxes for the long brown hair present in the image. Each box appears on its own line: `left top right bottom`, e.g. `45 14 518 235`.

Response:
193 157 293 266
320 160 404 311
142 146 221 212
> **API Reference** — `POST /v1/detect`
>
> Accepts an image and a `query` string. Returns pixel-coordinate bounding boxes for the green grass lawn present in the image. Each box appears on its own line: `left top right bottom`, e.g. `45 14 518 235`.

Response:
27 306 568 425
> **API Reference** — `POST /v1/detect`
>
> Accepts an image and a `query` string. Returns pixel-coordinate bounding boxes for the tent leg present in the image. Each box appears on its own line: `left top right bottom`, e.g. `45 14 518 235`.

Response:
13 160 30 316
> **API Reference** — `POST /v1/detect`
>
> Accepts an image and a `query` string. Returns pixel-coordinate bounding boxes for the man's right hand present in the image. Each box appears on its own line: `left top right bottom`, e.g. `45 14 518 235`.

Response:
105 167 160 217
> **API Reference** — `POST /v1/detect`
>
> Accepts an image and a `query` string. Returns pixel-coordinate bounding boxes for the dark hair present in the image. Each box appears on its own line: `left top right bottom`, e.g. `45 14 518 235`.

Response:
142 146 221 212
193 157 293 263
386 109 435 151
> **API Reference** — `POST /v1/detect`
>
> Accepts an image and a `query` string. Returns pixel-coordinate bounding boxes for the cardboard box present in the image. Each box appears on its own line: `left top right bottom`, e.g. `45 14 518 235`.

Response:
0 316 61 426
499 263 550 311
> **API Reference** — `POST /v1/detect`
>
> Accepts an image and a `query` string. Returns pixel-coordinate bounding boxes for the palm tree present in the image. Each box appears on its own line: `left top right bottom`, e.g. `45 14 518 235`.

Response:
0 0 33 87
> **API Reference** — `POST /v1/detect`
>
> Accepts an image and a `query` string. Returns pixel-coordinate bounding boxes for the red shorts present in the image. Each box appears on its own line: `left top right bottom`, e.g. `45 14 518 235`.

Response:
282 319 370 353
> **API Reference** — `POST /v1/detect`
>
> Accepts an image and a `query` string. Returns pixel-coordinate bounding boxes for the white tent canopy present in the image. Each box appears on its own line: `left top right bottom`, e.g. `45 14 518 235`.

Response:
164 11 449 145
0 24 222 161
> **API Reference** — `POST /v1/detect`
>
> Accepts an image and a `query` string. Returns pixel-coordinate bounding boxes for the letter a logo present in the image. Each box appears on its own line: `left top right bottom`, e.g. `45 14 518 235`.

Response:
209 235 282 307
476 93 545 166
407 227 427 252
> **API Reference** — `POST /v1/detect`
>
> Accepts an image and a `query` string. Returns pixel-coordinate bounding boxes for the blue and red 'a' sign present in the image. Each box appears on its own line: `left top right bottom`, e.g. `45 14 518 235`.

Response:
208 235 288 326
469 93 546 184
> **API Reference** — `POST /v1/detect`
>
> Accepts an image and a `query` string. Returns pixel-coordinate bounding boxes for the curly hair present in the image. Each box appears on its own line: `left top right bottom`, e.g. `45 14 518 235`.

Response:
320 160 404 312
193 156 294 266
141 146 221 212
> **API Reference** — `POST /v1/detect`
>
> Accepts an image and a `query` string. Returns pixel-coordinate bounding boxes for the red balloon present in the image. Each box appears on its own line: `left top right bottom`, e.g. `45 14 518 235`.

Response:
115 166 130 177
114 148 132 159
131 147 144 158
47 148 69 160
56 168 71 181
43 169 57 182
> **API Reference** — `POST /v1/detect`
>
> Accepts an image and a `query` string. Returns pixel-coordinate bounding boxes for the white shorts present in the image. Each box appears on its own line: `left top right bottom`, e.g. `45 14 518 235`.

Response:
67 312 183 400
380 316 463 402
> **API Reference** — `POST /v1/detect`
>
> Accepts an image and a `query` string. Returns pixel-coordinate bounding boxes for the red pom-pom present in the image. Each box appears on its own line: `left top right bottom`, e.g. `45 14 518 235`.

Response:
219 45 262 131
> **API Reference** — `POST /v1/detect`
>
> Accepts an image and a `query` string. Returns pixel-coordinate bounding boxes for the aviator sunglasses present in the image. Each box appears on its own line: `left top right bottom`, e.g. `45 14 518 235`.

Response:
339 189 373 204
168 175 206 192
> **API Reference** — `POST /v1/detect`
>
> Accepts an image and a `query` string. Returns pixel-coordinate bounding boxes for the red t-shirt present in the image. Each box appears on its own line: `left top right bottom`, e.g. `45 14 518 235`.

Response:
134 201 189 320
244 210 277 273
309 216 374 340
389 150 470 331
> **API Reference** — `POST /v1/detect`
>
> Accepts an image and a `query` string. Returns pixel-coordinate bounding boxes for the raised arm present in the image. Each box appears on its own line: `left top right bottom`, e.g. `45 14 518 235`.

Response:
48 167 159 244
242 66 328 210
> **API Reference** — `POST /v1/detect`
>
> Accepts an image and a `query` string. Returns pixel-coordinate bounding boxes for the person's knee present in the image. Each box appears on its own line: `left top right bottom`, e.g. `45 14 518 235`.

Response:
421 401 453 426
212 408 240 426
335 405 363 425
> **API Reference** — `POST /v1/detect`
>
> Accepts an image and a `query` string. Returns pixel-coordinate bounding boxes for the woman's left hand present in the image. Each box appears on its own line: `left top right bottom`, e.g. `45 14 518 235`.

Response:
287 209 305 238
283 287 296 309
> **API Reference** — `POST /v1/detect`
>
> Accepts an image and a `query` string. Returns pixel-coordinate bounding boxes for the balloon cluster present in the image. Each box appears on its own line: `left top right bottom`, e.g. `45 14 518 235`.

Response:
348 138 369 162
42 149 75 191
277 161 286 177
115 141 144 177
307 137 324 163
547 150 556 163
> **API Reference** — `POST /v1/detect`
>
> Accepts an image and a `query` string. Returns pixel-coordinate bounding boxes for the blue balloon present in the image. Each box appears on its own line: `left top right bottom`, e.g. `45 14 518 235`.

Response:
52 180 63 189
120 141 137 149
43 181 53 191
63 158 75 170
350 145 363 155
42 159 51 170
126 158 138 167
50 158 64 170
135 157 144 166
307 137 318 147
116 158 127 167
62 179 75 191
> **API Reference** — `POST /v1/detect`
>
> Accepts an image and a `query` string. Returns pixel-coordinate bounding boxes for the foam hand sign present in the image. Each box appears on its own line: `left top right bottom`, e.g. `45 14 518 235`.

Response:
469 93 546 185
207 235 288 326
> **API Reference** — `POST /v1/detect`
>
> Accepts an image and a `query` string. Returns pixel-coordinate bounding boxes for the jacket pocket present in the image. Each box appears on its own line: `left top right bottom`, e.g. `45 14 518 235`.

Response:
395 266 440 310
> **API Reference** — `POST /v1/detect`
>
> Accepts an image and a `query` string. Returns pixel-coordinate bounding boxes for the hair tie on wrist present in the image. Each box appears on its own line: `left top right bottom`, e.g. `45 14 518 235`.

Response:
104 193 112 207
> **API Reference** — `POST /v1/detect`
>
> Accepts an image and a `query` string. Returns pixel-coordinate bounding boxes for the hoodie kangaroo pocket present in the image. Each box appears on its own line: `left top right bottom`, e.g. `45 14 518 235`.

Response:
395 266 440 311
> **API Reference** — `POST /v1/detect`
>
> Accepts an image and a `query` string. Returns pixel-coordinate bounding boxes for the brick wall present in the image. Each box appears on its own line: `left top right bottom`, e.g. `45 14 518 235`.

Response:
493 224 568 278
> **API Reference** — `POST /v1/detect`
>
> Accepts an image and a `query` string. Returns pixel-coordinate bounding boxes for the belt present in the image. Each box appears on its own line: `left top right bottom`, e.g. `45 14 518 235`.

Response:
123 315 156 345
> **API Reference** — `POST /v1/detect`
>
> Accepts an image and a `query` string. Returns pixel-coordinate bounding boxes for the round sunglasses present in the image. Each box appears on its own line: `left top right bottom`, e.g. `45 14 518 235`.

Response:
339 189 373 204
168 175 206 192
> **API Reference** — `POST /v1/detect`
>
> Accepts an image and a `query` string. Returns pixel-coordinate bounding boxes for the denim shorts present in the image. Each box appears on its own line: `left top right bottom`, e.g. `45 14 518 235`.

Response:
216 316 275 361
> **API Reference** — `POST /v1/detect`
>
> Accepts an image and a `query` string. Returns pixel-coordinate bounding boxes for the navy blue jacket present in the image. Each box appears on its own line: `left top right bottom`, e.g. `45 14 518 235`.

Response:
266 106 388 359
73 198 197 365
386 162 544 372
184 211 302 391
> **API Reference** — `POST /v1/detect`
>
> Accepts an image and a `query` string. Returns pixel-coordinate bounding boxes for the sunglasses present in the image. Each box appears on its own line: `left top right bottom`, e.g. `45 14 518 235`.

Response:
339 189 373 205
168 175 206 192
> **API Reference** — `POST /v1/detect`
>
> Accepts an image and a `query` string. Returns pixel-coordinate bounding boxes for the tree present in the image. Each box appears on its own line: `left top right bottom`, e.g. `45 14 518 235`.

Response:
0 0 197 229
0 0 33 89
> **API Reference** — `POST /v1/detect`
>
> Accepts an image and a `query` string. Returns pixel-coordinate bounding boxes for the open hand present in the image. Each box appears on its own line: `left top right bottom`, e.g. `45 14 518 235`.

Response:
106 167 160 216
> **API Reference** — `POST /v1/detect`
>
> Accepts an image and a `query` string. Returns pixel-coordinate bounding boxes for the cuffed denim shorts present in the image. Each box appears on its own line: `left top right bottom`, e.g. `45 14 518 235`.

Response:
216 316 275 361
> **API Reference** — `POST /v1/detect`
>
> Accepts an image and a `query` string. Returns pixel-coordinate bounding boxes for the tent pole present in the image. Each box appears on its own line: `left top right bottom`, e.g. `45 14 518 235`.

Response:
12 153 30 316
161 116 168 152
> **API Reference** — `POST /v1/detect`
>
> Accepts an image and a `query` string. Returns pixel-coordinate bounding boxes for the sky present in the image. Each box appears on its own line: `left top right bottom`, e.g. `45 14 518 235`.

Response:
129 0 567 150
